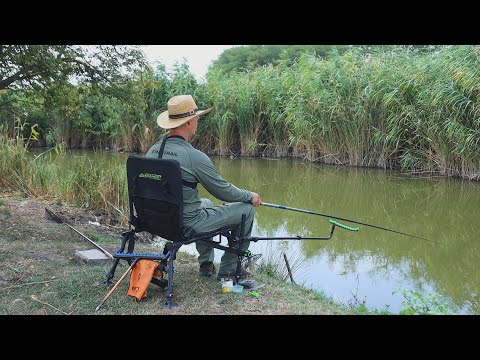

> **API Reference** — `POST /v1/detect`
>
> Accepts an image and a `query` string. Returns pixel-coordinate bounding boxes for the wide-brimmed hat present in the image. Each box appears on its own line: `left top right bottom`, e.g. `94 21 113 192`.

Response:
156 95 212 129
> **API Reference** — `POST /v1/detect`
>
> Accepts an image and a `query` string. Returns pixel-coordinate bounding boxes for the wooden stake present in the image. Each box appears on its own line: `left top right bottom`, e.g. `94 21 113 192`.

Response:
95 260 137 312
282 252 295 284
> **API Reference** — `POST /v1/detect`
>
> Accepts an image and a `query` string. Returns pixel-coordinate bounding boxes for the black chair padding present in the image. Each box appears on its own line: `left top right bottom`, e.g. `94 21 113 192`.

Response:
127 155 185 241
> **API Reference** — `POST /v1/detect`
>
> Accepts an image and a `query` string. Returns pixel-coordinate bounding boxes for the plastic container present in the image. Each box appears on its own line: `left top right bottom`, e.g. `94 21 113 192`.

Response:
232 285 244 294
221 279 233 293
238 279 255 289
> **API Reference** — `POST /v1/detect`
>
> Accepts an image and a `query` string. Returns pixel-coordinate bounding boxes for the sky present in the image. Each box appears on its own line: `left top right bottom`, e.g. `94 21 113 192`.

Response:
142 45 235 81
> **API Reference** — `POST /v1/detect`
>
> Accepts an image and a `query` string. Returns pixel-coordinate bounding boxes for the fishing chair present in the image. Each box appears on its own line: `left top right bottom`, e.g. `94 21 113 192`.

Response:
105 155 251 308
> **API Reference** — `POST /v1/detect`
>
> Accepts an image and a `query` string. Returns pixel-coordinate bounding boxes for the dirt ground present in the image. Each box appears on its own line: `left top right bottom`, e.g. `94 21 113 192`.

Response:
0 195 353 315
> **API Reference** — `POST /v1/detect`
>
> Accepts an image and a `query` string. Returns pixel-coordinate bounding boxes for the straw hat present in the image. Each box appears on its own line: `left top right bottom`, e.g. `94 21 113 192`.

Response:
156 95 212 129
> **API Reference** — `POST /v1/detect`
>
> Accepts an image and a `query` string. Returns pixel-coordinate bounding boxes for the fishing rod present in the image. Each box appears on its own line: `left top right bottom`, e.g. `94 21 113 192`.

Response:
261 202 443 245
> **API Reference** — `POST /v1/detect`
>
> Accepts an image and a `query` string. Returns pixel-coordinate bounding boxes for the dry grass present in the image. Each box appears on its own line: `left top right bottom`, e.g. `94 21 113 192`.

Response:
0 195 357 315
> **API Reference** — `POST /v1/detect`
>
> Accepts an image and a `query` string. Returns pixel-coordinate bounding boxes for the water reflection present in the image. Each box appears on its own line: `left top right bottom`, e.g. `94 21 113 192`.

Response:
199 157 480 314
39 150 480 314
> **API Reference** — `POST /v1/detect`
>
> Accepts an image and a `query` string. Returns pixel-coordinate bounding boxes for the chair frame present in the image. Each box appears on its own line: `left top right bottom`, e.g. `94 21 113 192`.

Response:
104 155 342 308
105 155 251 308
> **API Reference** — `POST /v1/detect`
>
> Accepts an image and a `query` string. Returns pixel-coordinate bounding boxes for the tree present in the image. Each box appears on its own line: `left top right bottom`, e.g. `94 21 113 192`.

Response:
209 45 351 74
0 45 146 92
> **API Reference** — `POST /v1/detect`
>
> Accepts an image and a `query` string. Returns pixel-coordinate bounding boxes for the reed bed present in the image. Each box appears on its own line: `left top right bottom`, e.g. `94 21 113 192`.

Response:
204 46 480 179
0 129 129 224
2 46 480 190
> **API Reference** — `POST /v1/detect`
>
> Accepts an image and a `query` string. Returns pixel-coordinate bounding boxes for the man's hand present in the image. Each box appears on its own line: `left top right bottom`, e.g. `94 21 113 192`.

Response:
250 192 263 207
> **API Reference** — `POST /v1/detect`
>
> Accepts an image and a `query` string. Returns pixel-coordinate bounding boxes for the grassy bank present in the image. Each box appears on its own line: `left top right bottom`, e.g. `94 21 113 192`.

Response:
0 136 129 226
0 195 367 315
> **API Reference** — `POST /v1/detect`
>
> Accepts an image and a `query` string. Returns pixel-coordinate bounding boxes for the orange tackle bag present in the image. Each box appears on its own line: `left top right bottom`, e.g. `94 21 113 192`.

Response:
127 259 164 301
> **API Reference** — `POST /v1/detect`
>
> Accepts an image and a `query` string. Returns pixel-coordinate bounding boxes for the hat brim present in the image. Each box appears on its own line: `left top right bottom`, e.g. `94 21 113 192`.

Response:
157 108 212 129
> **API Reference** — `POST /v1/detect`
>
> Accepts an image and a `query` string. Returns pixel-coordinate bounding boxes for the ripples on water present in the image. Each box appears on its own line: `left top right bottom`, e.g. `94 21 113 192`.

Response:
45 150 480 314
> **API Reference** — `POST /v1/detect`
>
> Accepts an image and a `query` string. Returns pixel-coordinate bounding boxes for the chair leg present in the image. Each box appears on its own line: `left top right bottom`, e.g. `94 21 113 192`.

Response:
105 230 134 285
163 245 179 308
234 214 247 285
105 258 121 286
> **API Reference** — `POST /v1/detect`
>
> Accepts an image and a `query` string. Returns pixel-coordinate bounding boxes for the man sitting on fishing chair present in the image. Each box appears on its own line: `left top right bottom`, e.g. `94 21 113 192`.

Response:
145 94 263 281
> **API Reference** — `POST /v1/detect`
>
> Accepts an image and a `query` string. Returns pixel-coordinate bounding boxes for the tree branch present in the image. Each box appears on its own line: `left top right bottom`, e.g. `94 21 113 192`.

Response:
0 64 43 90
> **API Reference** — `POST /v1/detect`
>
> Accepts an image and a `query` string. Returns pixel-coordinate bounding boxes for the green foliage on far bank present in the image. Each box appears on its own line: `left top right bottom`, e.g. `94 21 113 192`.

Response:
209 45 351 74
1 45 480 181
204 45 480 180
208 45 443 75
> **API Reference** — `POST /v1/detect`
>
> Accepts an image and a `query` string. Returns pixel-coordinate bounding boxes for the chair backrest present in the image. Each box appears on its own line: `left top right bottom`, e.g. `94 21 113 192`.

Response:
126 155 185 241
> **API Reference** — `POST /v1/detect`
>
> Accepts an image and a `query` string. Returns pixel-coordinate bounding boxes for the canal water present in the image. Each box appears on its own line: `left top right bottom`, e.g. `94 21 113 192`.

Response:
194 156 479 314
50 150 480 314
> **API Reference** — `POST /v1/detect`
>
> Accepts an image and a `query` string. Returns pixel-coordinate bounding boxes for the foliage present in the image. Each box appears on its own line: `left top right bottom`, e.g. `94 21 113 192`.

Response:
393 289 453 315
1 45 480 181
210 45 351 74
206 45 480 179
0 45 146 92
209 45 442 75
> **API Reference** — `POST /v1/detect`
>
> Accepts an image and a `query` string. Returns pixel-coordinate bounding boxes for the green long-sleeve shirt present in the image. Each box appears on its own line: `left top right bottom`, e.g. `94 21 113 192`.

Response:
145 136 253 223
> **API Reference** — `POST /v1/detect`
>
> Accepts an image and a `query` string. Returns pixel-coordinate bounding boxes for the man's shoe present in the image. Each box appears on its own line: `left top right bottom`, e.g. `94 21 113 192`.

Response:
216 268 253 281
199 262 216 277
